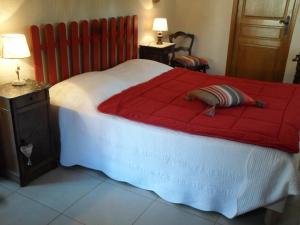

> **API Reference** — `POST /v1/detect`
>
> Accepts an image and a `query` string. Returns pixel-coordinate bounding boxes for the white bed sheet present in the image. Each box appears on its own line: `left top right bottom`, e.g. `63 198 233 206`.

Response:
50 59 300 218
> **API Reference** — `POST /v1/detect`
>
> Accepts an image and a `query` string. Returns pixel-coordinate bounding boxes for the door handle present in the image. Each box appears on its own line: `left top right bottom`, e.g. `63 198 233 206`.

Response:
279 16 291 35
279 16 290 25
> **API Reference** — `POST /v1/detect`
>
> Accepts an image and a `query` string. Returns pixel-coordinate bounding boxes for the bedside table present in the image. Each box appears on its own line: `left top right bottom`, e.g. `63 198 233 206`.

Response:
139 42 175 65
0 80 57 186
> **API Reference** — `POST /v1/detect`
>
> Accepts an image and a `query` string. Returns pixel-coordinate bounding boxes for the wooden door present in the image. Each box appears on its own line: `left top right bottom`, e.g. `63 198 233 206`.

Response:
227 0 300 82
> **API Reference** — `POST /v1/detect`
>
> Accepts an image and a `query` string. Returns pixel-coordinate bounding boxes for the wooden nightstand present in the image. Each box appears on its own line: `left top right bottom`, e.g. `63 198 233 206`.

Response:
139 42 175 65
0 80 57 186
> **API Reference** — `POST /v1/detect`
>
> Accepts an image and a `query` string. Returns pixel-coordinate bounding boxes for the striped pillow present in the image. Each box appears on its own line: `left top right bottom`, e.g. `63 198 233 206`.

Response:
186 84 264 116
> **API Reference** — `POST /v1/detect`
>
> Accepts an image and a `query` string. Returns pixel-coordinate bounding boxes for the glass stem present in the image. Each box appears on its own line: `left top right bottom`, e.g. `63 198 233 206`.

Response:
16 66 21 81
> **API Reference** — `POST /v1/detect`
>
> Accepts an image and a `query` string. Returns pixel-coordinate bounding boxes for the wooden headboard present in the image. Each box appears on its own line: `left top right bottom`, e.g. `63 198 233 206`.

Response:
30 15 138 85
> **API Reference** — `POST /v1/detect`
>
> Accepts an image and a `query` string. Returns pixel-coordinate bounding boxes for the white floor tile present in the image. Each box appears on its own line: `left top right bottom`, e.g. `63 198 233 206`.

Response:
0 192 58 225
70 165 109 180
0 177 20 191
157 197 220 222
287 195 300 208
1 168 299 225
134 200 214 225
277 206 300 225
107 179 158 200
49 215 84 225
217 209 265 225
65 182 153 225
217 206 300 225
17 167 103 212
0 185 12 199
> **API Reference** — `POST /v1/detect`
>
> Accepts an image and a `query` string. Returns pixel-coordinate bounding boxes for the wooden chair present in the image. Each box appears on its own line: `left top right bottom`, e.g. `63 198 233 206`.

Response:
169 31 209 73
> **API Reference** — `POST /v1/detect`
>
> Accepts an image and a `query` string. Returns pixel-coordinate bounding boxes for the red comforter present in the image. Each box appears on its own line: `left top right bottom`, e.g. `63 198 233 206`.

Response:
98 68 300 153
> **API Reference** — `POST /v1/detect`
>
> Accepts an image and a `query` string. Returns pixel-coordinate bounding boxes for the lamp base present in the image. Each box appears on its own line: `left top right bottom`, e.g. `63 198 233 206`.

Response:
12 79 26 86
156 37 163 45
156 32 163 45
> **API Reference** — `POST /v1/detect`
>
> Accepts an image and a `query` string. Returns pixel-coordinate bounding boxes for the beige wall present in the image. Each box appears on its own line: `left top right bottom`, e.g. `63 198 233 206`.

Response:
172 0 300 83
172 0 234 75
0 0 174 84
0 0 299 84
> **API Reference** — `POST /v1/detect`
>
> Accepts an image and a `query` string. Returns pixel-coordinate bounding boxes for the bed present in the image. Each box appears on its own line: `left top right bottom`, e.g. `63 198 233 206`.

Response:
30 16 300 221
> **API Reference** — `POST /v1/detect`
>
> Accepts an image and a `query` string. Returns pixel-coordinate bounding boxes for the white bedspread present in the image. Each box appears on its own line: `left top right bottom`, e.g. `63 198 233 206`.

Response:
50 59 300 218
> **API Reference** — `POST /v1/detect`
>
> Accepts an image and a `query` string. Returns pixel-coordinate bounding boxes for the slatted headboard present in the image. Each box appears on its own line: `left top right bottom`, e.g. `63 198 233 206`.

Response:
30 15 138 85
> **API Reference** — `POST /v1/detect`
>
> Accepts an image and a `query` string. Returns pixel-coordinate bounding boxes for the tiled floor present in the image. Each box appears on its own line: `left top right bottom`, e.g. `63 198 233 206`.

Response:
0 166 299 225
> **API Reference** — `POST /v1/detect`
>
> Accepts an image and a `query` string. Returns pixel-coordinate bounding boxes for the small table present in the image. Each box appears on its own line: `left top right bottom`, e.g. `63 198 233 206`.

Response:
139 42 175 65
0 80 57 186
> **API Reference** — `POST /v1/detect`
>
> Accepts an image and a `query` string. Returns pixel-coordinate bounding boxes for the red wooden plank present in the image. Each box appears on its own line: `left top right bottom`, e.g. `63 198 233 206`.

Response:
30 16 138 84
101 19 108 70
44 24 57 85
57 23 69 81
91 19 100 71
133 15 138 59
125 16 132 61
70 21 80 75
110 18 117 67
30 25 44 82
81 20 90 73
118 17 125 64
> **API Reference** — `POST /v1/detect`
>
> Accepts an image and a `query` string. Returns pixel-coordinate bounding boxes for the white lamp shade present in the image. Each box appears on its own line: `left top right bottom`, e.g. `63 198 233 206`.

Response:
152 18 168 31
1 34 31 59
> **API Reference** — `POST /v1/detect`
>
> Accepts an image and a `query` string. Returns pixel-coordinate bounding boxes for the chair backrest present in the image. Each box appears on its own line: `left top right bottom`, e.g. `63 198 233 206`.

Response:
169 31 195 60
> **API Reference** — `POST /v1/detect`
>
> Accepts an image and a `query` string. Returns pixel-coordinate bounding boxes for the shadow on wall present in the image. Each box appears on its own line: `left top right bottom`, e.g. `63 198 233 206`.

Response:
139 0 154 10
138 0 162 10
0 0 25 24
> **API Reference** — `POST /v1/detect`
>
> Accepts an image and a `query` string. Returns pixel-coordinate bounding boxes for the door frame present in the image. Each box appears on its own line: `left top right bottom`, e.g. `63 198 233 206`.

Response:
225 0 300 77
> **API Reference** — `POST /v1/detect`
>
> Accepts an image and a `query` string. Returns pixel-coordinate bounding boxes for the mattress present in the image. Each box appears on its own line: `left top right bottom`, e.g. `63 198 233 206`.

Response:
49 59 300 218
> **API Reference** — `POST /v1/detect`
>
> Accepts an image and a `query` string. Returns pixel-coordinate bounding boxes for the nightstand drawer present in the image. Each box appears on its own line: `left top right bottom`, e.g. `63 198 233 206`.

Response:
14 90 47 108
139 43 175 65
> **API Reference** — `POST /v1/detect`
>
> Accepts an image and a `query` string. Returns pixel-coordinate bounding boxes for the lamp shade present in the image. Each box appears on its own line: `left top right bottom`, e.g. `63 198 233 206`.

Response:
1 34 31 59
152 18 168 31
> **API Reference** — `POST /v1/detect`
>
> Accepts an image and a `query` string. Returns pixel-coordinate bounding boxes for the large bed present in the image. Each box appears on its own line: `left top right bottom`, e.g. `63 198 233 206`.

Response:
49 59 300 218
30 16 300 221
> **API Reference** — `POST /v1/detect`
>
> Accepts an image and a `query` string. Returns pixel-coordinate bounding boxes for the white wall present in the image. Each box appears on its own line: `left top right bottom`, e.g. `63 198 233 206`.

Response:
0 0 174 84
172 0 300 83
172 0 234 75
0 0 299 84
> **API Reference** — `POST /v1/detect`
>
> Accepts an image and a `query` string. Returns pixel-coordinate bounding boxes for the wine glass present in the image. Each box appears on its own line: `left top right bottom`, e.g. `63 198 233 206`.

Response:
20 144 33 166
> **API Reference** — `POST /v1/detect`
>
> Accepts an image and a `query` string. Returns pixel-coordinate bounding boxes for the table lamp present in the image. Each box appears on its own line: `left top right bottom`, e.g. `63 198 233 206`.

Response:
152 18 168 45
1 34 31 86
